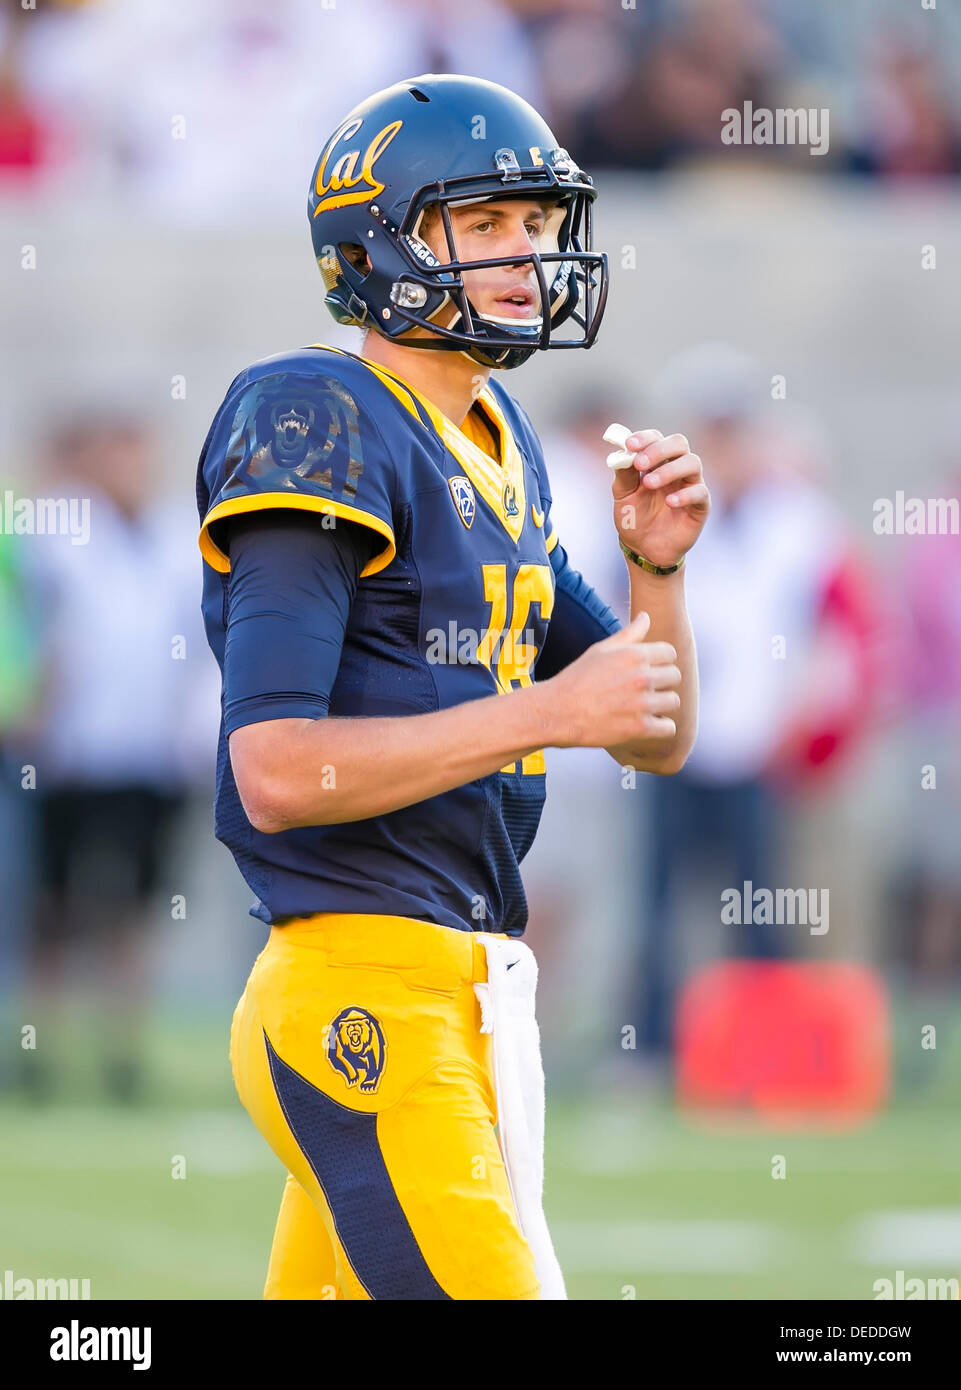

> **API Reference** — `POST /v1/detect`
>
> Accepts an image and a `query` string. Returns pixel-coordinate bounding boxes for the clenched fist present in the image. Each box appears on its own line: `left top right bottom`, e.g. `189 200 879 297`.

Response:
542 610 681 750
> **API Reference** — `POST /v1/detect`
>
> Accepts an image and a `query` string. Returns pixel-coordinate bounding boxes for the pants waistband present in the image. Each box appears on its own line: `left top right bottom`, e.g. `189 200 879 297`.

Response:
267 912 509 986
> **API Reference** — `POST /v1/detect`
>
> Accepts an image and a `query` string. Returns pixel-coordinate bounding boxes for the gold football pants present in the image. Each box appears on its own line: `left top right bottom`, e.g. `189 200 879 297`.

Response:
229 912 541 1300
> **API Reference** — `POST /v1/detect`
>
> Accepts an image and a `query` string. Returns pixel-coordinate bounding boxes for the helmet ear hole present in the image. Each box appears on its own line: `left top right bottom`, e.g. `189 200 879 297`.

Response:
340 242 372 277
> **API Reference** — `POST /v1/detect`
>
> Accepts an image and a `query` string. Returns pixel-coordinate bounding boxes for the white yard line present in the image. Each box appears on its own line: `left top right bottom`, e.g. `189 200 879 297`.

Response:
847 1210 961 1267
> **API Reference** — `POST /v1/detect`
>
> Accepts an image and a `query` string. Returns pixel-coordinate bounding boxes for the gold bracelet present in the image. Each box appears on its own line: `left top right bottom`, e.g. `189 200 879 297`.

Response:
619 538 685 576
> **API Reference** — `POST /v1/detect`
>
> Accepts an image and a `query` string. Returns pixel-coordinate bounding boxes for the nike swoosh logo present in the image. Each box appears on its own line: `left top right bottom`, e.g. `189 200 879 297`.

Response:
531 504 545 528
506 960 520 970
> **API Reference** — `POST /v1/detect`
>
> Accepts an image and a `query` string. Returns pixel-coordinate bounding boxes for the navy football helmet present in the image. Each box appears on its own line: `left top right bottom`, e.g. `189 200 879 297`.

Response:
307 74 608 370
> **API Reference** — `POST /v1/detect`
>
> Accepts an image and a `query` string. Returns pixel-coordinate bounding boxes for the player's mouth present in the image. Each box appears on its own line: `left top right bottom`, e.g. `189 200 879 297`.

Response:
491 286 538 319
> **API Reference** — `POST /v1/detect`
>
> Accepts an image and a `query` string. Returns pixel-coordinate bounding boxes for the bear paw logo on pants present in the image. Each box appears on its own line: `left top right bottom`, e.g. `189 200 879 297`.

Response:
326 1006 387 1094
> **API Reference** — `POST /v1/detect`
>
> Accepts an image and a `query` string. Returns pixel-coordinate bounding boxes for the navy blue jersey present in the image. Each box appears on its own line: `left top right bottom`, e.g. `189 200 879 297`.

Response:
197 343 618 934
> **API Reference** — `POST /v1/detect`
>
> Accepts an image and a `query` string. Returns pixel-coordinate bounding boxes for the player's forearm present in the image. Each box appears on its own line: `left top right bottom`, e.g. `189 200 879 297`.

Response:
606 566 698 773
230 685 556 832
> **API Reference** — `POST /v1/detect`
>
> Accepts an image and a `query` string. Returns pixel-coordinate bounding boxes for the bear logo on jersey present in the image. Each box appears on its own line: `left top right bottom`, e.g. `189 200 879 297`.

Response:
326 1006 387 1094
269 401 315 468
449 475 476 529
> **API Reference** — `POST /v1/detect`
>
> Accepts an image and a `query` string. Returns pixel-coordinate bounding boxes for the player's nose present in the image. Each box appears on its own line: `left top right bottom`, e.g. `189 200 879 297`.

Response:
502 218 538 267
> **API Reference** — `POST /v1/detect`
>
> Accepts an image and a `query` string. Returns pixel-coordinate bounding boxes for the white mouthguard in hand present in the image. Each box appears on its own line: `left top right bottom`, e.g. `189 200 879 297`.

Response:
603 422 637 470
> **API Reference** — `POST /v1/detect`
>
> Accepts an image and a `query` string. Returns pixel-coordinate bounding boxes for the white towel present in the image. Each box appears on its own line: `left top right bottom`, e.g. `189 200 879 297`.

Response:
473 934 567 1300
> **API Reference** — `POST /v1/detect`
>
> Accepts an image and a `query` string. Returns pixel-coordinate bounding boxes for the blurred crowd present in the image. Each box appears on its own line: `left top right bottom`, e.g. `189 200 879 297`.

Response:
0 408 220 1100
1 0 961 207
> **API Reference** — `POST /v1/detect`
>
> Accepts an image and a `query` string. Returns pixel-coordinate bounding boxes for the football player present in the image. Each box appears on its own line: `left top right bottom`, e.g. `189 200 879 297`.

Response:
197 74 709 1300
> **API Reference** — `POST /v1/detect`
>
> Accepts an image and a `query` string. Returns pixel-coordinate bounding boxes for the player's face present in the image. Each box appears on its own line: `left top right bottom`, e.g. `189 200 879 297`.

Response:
422 199 560 323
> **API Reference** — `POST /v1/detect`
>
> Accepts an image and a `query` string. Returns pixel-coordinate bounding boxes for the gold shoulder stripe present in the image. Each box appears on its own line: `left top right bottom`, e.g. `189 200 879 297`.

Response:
545 526 560 554
312 343 504 493
199 493 395 578
310 343 425 425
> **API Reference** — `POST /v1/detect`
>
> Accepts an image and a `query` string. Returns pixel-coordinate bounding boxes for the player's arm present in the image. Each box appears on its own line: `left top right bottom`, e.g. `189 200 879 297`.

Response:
224 516 681 833
603 564 696 771
519 404 701 774
603 426 710 770
534 539 690 775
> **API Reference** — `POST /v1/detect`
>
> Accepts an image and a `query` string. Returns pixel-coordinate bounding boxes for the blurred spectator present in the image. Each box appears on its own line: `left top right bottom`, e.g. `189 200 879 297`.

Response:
562 0 787 171
0 3 58 186
847 34 961 178
624 343 882 1072
888 468 961 989
12 0 540 219
403 0 543 111
16 409 218 1102
0 520 41 1020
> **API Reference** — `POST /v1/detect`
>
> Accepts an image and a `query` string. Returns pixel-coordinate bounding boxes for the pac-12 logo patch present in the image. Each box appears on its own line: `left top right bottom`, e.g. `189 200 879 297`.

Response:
326 1006 387 1094
449 475 476 529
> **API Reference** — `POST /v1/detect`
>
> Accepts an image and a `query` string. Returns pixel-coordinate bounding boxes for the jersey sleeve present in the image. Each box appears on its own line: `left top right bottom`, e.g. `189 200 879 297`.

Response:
198 368 397 579
222 510 378 735
536 541 622 681
506 396 623 674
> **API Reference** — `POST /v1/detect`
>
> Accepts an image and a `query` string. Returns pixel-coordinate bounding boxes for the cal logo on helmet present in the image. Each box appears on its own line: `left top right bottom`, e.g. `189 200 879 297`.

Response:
449 475 476 529
312 117 403 216
326 1006 387 1094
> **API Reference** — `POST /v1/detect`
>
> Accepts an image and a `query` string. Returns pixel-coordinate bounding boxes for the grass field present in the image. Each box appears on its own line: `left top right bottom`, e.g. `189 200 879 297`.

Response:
2 1008 960 1301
